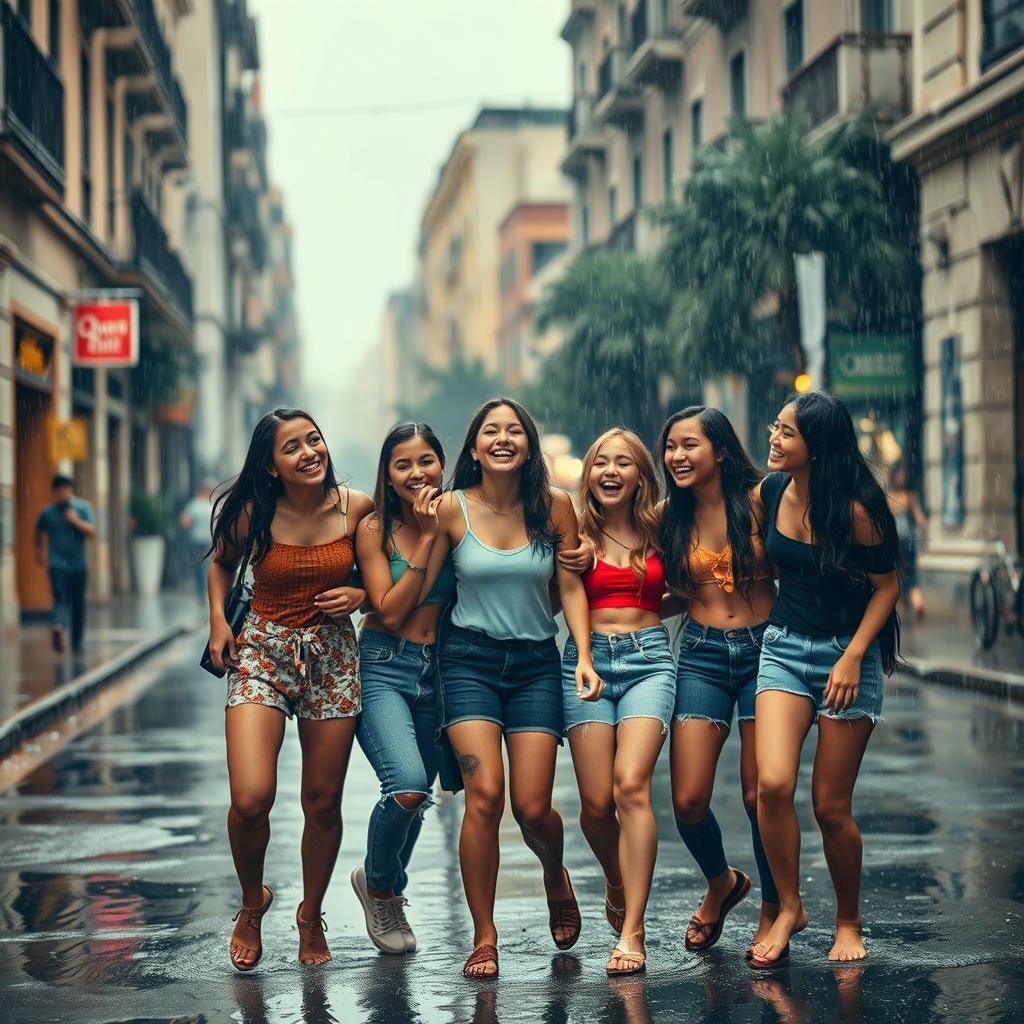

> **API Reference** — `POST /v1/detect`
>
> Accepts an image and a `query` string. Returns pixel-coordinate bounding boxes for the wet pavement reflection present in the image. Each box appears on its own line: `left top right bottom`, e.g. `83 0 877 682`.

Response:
0 635 1022 1022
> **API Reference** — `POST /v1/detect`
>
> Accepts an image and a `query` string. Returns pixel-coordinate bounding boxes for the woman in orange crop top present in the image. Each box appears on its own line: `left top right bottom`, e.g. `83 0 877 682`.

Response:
206 408 372 971
659 406 780 960
562 429 675 976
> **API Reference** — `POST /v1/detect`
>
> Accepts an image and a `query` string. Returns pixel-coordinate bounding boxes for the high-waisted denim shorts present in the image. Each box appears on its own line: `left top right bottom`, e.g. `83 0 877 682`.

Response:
756 623 883 723
562 625 676 734
674 620 766 727
438 624 563 741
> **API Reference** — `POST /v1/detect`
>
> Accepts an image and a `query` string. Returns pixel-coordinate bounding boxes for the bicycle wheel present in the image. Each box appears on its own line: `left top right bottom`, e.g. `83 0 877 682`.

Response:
969 568 999 650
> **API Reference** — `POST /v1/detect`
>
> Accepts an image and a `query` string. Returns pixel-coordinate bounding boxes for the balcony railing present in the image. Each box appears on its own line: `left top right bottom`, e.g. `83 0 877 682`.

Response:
0 5 64 191
132 0 188 144
782 33 912 132
562 93 608 177
597 47 644 130
680 0 748 32
130 190 194 324
227 175 267 271
627 0 683 88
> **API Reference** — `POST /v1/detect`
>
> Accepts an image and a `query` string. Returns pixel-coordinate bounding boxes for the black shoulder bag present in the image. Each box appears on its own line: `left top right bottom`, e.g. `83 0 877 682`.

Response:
200 537 255 678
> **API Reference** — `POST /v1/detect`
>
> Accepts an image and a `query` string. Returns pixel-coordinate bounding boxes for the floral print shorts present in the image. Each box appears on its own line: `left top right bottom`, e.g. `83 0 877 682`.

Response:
226 612 361 720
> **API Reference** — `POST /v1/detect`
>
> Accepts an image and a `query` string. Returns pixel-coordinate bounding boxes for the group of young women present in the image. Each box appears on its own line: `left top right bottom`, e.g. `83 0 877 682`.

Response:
204 390 900 979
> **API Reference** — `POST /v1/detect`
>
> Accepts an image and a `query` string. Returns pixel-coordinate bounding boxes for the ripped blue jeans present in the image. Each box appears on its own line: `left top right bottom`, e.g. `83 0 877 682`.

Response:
356 630 439 895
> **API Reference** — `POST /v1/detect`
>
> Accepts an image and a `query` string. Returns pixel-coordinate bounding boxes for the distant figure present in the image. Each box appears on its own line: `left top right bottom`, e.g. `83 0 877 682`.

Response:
35 474 96 654
180 479 216 601
887 460 927 621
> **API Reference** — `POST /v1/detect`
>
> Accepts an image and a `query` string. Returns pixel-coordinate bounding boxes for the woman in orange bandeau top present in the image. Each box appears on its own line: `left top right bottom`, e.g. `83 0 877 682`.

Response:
207 408 372 971
658 406 779 959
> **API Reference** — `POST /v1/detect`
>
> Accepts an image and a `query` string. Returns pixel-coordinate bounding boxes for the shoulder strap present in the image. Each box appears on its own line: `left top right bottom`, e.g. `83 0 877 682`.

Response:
339 487 350 535
388 531 405 561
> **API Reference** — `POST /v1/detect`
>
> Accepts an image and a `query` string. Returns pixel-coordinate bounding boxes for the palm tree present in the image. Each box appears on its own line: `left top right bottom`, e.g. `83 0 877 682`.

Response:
658 111 919 375
531 249 671 447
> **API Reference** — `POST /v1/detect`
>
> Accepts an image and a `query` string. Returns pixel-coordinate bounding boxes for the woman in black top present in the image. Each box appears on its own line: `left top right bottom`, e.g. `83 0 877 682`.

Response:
751 392 900 969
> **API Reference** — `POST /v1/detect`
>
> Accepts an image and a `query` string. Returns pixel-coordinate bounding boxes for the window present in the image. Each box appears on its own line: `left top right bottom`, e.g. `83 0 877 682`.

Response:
784 2 804 75
609 185 618 226
81 49 91 221
531 241 566 276
49 0 61 61
662 128 673 197
730 51 746 120
16 0 31 23
691 99 704 164
861 0 893 33
617 3 627 45
632 144 643 210
106 98 115 238
982 0 1024 70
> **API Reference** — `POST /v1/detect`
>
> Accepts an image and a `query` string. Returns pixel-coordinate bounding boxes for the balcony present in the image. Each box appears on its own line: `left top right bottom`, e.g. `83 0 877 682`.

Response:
227 175 267 271
560 0 597 45
782 33 912 133
627 0 684 90
127 190 193 326
680 0 748 33
0 5 64 199
606 212 636 253
561 94 608 178
222 0 260 71
595 48 645 132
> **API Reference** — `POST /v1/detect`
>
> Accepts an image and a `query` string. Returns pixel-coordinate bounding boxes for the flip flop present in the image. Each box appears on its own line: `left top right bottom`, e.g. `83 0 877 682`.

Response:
685 870 751 952
463 943 499 979
605 889 625 935
606 936 646 976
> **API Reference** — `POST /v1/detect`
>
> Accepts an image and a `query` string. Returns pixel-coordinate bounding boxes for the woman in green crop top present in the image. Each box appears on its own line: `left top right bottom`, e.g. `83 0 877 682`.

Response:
351 422 455 955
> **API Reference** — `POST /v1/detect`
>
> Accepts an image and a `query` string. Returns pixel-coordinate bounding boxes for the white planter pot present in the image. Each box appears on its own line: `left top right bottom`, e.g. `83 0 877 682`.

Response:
132 535 166 597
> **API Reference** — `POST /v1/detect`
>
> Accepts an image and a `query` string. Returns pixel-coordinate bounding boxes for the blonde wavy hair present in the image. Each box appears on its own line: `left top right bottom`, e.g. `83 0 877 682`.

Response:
578 428 662 580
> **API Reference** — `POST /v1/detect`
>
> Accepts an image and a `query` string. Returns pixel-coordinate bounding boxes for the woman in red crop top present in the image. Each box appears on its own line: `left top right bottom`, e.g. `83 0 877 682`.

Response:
659 406 780 959
562 429 676 975
206 408 372 971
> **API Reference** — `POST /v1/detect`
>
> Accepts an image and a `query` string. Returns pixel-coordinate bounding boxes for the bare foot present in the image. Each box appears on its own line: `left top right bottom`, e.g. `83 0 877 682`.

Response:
749 903 806 966
296 902 331 966
229 885 272 971
828 917 866 962
748 903 807 956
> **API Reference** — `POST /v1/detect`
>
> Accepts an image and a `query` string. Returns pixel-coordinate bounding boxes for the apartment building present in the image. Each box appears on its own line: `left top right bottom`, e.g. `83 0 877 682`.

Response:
561 1 913 253
889 1 1024 574
0 0 298 630
418 107 571 378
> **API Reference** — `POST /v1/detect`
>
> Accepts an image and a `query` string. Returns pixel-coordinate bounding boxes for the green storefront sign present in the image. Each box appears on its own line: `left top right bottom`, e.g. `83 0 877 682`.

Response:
828 333 915 397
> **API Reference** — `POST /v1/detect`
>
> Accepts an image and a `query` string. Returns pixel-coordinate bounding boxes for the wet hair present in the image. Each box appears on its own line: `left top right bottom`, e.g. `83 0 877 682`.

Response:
208 407 339 564
658 406 763 599
52 474 73 490
578 428 661 579
369 422 445 553
783 390 900 671
450 397 559 550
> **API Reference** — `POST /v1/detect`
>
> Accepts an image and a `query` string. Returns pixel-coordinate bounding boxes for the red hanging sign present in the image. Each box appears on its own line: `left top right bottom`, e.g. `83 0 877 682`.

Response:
72 300 139 367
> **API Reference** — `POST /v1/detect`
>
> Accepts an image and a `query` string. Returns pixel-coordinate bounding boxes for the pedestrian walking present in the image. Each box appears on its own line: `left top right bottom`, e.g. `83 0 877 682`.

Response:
659 407 780 956
350 422 454 955
35 474 96 654
205 407 372 970
886 460 927 621
431 398 600 979
560 429 674 976
752 391 900 968
180 478 215 603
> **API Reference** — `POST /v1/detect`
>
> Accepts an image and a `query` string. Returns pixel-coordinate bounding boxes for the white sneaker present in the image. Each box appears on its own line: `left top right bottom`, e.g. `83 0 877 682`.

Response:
390 896 417 952
350 865 406 954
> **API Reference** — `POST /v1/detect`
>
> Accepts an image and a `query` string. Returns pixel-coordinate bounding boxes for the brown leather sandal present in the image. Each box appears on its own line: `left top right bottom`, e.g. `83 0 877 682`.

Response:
295 901 331 965
463 943 499 978
229 885 273 972
547 867 582 950
685 870 751 952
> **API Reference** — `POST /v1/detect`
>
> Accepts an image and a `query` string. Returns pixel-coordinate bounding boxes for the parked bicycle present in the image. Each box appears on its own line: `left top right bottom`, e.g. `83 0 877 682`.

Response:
969 540 1024 650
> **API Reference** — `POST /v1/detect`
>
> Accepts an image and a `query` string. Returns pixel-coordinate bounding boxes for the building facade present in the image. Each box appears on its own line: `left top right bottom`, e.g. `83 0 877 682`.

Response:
890 1 1024 573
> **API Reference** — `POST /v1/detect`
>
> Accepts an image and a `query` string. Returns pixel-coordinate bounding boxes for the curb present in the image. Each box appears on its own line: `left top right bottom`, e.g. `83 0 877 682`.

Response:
0 622 194 758
902 656 1024 703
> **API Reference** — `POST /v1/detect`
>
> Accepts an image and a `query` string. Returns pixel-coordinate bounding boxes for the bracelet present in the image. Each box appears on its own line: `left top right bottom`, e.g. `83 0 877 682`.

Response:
406 562 428 575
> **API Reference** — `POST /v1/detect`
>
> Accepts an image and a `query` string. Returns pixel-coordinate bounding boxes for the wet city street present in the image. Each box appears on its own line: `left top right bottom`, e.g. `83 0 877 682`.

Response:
0 630 1022 1024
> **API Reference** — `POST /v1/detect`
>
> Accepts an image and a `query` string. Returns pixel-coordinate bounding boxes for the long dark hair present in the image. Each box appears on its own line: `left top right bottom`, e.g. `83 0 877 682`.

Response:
450 397 559 550
370 422 445 552
785 390 901 671
209 408 339 564
659 406 763 599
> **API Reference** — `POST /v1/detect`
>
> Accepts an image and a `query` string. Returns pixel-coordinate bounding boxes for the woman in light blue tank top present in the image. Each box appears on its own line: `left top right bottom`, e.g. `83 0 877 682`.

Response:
426 398 601 979
352 422 455 956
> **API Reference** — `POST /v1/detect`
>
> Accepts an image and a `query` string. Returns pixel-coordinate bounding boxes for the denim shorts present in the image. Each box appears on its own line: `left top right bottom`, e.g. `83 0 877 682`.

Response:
562 626 676 734
438 624 563 741
756 624 884 722
674 620 766 727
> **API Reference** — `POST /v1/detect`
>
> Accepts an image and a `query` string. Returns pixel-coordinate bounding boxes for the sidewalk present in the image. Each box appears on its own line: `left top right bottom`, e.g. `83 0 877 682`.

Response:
0 589 201 735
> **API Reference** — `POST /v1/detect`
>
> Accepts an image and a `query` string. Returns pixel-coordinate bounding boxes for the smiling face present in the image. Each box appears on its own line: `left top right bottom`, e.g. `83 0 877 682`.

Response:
588 436 641 512
388 435 444 505
471 403 529 476
271 418 329 488
768 403 810 473
664 416 721 490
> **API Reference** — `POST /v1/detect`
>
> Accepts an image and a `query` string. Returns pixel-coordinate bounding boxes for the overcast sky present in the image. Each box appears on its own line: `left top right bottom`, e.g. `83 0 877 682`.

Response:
247 0 571 385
